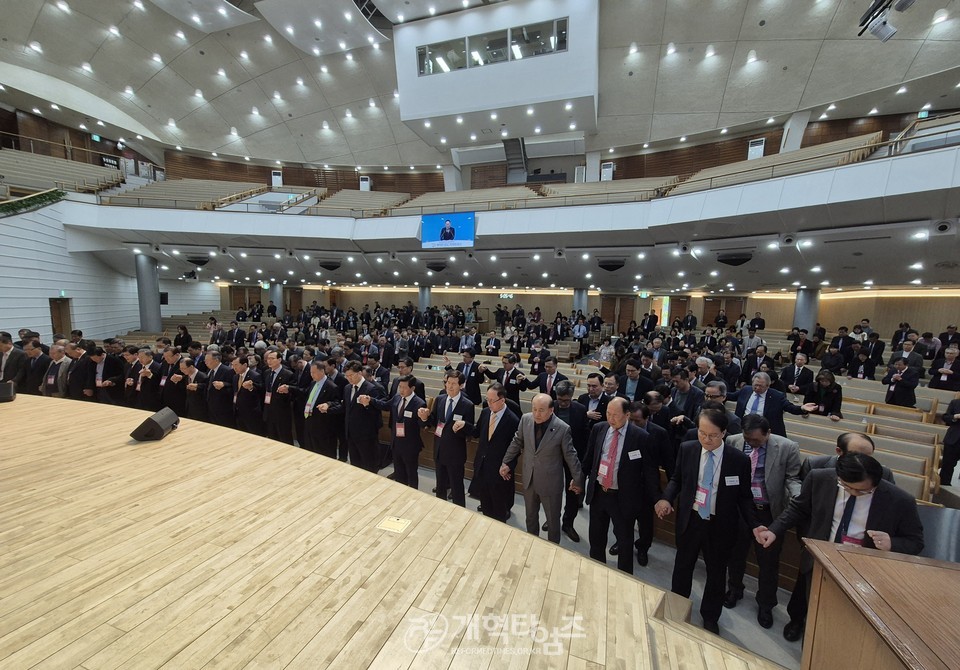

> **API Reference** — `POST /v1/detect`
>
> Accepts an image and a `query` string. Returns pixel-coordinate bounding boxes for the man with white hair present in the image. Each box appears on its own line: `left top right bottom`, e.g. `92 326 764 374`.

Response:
694 356 717 386
732 372 808 437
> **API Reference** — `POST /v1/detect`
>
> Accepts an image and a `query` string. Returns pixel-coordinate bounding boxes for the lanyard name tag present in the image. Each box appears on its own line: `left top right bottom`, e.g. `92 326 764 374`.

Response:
751 485 764 500
841 535 863 546
264 391 272 405
598 463 609 477
695 486 709 507
818 404 825 413
858 373 864 378
396 422 406 438
46 375 55 385
159 376 167 387
435 422 445 437
942 374 949 381
889 384 896 391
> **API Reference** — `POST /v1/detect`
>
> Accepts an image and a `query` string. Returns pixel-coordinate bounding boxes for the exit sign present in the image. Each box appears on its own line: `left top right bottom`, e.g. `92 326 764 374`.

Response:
499 293 514 299
91 134 101 142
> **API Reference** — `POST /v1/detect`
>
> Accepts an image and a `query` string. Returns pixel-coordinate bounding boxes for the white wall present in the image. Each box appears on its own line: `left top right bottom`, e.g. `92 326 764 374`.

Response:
0 203 221 343
394 0 599 120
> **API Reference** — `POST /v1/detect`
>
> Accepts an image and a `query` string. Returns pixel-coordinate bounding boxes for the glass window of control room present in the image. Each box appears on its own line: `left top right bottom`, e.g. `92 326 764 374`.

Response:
417 18 568 76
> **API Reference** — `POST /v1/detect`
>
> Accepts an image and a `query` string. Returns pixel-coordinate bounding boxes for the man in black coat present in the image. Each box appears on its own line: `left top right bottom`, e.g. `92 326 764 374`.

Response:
469 383 521 522
577 372 610 431
555 382 590 542
941 398 960 486
627 402 669 565
326 360 384 472
129 348 162 412
655 410 758 634
518 356 568 398
157 347 187 416
0 331 28 385
881 358 919 408
389 358 426 400
756 453 923 641
180 357 208 422
262 350 296 444
479 353 524 405
204 351 235 428
365 374 426 488
65 342 96 401
291 360 342 458
444 349 483 405
732 372 807 437
17 340 50 395
584 397 661 575
418 369 475 506
232 356 264 435
90 346 125 405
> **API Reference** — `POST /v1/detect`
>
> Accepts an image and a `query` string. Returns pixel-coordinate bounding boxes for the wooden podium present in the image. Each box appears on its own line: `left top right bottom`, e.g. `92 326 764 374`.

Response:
802 540 960 670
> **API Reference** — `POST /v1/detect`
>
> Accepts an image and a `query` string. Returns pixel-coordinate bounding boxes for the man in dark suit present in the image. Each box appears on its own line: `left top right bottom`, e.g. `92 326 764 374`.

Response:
418 369 475 506
204 351 235 428
479 354 523 405
518 356 568 398
723 415 803 628
928 346 960 392
232 356 264 435
576 373 609 431
129 348 162 411
749 312 766 331
527 341 550 376
938 324 960 350
180 357 208 422
887 339 924 378
1 332 29 386
584 397 661 575
444 349 483 405
733 372 807 437
500 393 584 543
881 358 919 408
225 321 245 349
18 340 51 395
555 382 590 542
755 453 924 642
157 347 187 416
90 346 125 405
626 402 669 564
799 432 896 484
655 409 758 634
864 332 885 365
618 359 655 402
641 311 658 337
740 345 776 384
779 352 814 394
261 350 296 444
365 374 425 488
322 357 350 462
470 383 521 522
669 366 705 421
681 311 698 331
327 360 384 472
291 360 341 458
941 398 960 487
389 358 425 400
482 331 501 358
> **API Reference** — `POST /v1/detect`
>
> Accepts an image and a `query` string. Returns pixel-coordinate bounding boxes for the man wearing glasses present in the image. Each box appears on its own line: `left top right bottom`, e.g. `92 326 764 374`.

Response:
754 453 923 642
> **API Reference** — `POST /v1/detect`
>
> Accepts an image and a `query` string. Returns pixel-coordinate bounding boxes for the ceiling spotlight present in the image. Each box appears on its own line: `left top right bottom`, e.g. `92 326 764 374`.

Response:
96 120 104 126
192 13 201 24
28 41 43 53
819 113 828 120
240 50 249 59
285 26 294 35
79 123 86 130
766 117 775 124
500 130 508 137
369 98 376 107
456 116 463 124
152 53 162 63
896 86 907 94
720 128 728 134
176 30 185 40
933 9 948 24
869 107 879 115
218 67 226 77
534 126 541 134
322 120 329 130
666 42 676 55
346 53 353 61
264 35 272 43
569 122 577 130
50 103 60 110
195 89 203 98
564 102 573 111
705 45 715 58
679 136 686 142
211 152 217 157
922 103 932 110
320 65 328 73
125 85 134 95
642 143 649 148
827 104 837 111
313 47 320 56
470 133 477 141
746 49 757 63
629 42 638 54
490 112 498 120
424 120 431 127
109 25 120 36
440 137 447 143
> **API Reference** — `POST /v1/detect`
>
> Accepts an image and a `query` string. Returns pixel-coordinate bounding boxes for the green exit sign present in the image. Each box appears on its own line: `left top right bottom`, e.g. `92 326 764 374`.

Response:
59 290 66 297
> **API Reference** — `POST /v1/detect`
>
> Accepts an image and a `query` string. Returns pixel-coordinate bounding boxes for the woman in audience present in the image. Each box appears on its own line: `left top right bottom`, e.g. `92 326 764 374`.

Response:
173 325 192 351
206 316 218 335
809 334 827 360
851 324 867 343
596 336 615 364
664 328 681 351
801 370 843 421
734 313 749 337
759 361 786 392
626 320 641 341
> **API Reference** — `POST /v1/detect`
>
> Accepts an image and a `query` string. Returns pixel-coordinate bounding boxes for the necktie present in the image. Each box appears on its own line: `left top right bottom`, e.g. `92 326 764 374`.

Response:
488 412 497 440
600 428 620 489
749 446 760 479
398 396 407 419
546 375 553 394
445 398 454 423
750 393 761 414
835 495 856 542
699 451 716 520
304 381 321 417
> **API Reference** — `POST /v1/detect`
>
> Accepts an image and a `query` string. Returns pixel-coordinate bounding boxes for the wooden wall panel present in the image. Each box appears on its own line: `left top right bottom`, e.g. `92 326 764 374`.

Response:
612 130 784 179
800 113 916 147
470 163 507 189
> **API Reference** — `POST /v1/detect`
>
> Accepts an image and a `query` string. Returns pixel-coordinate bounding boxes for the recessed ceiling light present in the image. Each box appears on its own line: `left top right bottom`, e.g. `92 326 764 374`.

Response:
490 112 498 120
347 256 354 262
629 43 638 54
79 123 86 130
344 11 352 20
910 278 922 285
500 130 508 137
211 152 217 156
819 113 828 120
705 45 715 58
909 262 923 270
609 148 614 153
869 107 878 115
932 9 948 24
192 13 201 24
96 120 104 126
273 91 281 100
134 0 143 9
50 103 60 110
424 120 431 127
565 102 573 111
28 41 43 53
677 271 685 277
109 25 120 36
176 30 185 40
642 143 649 148
679 136 686 142
440 137 447 143
456 116 463 124
136 134 142 140
720 128 728 134
666 42 676 55
501 271 508 277
429 6 436 15
240 50 249 59
863 279 874 285
436 164 442 169
533 254 540 260
264 34 273 43
133 248 141 254
152 53 162 63
779 267 789 274
285 26 294 35
709 270 718 277
766 117 775 124
911 231 929 240
810 266 822 273
896 86 907 94
32 107 41 115
746 49 757 63
827 104 837 111
527 107 534 115
470 133 477 141
534 126 541 134
346 53 353 61
209 251 217 257
921 103 932 110
569 122 576 130
175 145 181 150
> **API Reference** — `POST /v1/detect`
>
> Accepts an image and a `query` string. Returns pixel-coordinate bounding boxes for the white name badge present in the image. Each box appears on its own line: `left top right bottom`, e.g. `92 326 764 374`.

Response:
628 450 641 460
751 485 763 500
453 414 462 422
264 391 272 405
435 422 445 437
509 379 517 384
725 475 740 486
695 486 708 506
46 375 55 385
598 463 609 477
396 423 406 438
159 376 167 387
403 410 413 418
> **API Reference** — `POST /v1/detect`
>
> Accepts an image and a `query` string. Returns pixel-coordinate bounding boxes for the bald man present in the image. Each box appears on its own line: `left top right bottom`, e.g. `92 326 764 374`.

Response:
500 393 585 544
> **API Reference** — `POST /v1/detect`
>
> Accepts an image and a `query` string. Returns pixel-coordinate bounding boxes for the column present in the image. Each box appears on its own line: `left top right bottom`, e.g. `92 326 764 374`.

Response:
585 151 601 182
779 111 811 153
573 288 589 315
442 165 462 192
269 282 283 314
134 253 162 333
793 288 820 333
418 286 432 312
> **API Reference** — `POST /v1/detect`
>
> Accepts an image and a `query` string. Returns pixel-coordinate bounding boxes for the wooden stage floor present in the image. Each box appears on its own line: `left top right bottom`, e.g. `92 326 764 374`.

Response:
0 396 781 669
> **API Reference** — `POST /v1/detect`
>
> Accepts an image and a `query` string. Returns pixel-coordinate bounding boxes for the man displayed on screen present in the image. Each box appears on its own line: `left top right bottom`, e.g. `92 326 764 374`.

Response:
440 219 456 240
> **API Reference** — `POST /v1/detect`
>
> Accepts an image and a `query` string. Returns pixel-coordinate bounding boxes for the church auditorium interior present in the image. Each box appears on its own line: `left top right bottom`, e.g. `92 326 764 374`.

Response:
1 1 960 668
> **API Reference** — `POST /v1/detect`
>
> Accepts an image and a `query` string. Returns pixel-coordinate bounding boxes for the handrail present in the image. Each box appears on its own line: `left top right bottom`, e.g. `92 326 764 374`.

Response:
215 185 269 207
276 188 321 213
0 129 163 174
0 188 66 216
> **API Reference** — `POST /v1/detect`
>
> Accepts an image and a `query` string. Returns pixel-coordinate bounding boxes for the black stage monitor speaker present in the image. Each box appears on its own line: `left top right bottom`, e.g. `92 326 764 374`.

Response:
130 407 180 441
0 384 15 402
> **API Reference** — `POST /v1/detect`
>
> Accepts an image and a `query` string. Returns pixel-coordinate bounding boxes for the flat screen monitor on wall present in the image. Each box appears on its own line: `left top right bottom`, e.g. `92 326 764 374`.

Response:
421 212 475 249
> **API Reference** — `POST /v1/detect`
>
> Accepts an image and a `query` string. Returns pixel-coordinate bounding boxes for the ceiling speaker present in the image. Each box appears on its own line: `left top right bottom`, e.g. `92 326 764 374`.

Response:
717 252 753 267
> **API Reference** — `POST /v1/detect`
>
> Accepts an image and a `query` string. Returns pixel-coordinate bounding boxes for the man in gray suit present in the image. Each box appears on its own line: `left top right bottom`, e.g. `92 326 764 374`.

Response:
41 344 71 397
722 415 802 628
500 393 585 543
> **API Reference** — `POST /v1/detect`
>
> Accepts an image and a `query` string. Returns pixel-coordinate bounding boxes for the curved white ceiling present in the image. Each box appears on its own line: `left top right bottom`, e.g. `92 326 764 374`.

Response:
0 0 958 167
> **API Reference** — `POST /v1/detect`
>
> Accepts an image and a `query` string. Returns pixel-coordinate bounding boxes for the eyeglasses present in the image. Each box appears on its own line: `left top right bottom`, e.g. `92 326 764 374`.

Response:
704 393 724 399
837 480 876 496
697 429 724 440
